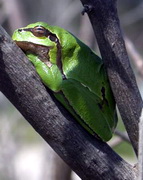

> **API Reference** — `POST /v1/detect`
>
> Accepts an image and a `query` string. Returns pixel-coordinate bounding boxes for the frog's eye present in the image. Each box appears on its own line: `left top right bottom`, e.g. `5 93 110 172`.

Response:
32 26 48 37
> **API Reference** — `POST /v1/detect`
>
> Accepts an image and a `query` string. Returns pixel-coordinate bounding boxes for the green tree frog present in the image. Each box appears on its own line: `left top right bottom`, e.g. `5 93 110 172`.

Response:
12 22 117 141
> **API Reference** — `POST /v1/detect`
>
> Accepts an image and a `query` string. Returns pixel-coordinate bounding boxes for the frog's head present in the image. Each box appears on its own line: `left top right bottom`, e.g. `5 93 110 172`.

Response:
12 22 63 66
12 22 78 70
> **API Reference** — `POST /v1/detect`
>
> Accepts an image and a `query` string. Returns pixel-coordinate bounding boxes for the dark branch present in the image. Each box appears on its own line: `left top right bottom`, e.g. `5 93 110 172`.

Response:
80 0 143 156
0 26 137 179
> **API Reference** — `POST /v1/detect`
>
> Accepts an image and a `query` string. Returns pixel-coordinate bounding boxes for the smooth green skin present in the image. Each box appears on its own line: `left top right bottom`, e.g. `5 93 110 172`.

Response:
12 22 117 141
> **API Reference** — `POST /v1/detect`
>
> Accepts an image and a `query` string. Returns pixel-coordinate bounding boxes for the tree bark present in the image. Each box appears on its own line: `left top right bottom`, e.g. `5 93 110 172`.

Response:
0 26 137 179
80 0 143 156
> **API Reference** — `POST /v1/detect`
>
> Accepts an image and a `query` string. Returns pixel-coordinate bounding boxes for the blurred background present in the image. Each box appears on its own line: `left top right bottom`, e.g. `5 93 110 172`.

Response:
0 0 143 179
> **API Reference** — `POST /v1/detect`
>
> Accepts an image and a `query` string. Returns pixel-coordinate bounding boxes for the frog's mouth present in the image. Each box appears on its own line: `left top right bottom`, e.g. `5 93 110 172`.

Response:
15 41 53 67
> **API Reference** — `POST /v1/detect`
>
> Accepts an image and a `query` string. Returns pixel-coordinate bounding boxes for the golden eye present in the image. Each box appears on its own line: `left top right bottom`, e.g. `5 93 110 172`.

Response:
32 26 47 37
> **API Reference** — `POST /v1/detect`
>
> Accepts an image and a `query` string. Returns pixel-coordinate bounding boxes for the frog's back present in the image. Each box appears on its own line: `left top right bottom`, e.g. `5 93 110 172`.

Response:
54 28 117 132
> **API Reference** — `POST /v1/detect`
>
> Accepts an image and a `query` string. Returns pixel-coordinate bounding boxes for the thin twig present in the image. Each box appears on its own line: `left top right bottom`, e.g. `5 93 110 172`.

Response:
108 136 124 148
108 130 130 148
115 130 130 143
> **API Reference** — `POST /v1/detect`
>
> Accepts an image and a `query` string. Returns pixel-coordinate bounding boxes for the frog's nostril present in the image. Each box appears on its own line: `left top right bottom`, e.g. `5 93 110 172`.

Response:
18 29 22 32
